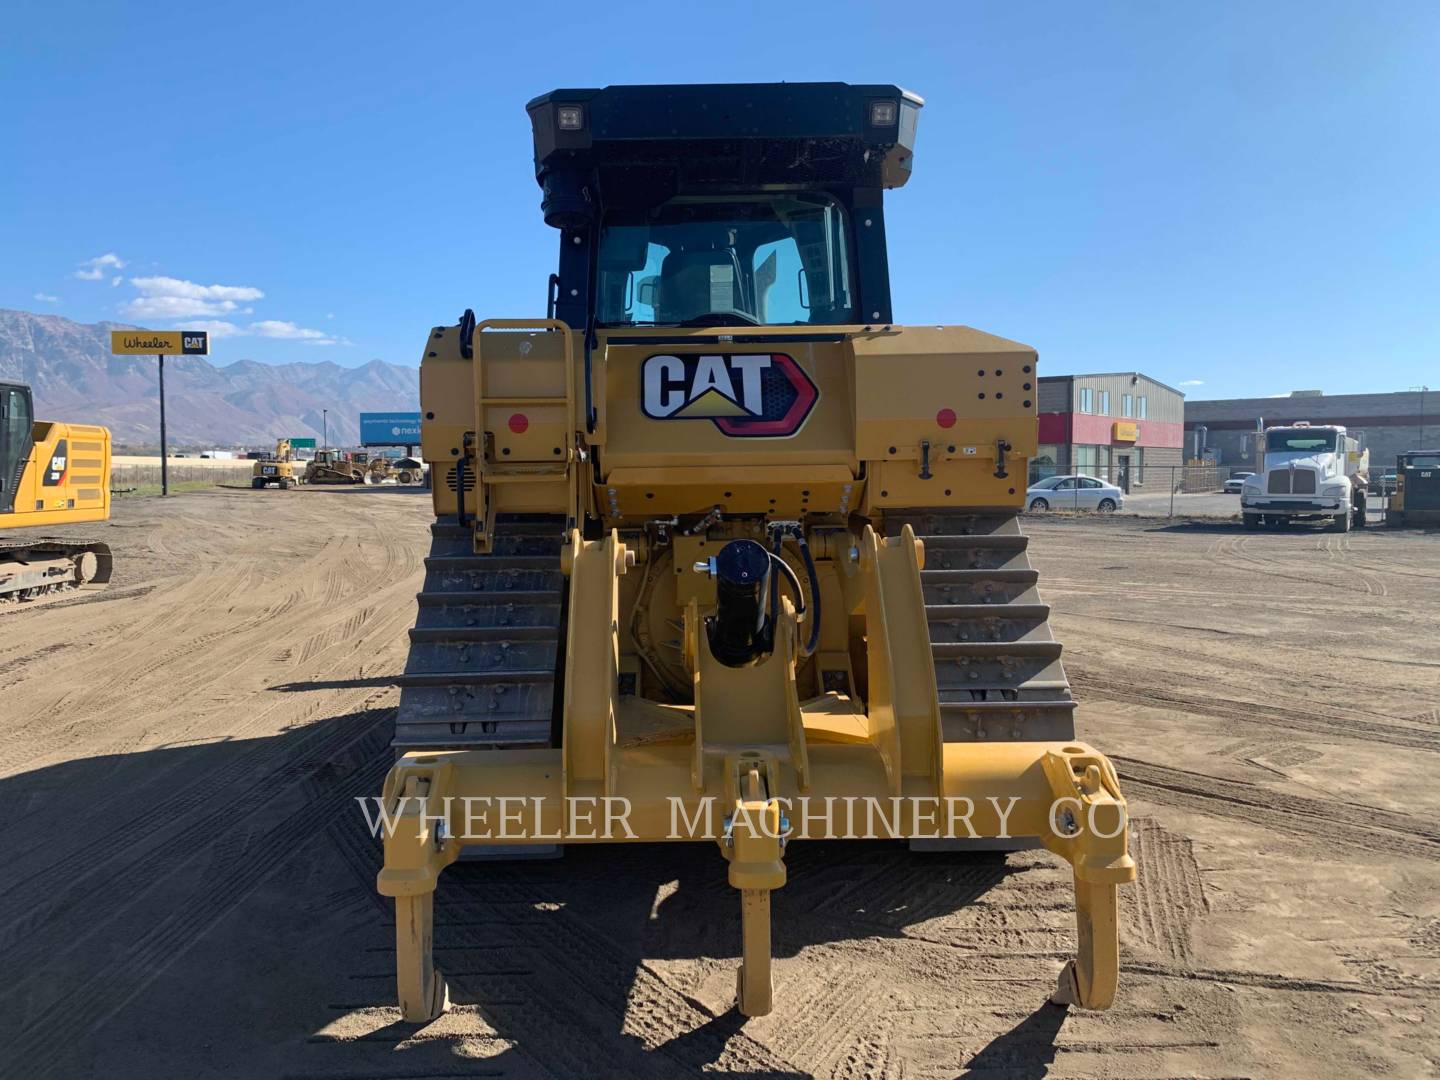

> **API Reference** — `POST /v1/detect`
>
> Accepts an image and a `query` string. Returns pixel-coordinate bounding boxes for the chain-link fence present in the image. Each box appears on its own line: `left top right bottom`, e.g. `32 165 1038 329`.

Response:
1023 463 1261 517
110 463 256 495
1023 462 1390 519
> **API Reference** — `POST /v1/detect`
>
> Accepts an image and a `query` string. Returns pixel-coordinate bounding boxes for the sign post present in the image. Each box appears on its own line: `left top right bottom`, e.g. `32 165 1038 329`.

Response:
111 330 209 495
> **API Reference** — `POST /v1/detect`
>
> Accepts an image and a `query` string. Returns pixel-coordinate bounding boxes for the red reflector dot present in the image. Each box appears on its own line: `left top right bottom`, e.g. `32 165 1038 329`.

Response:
936 408 957 428
508 413 529 434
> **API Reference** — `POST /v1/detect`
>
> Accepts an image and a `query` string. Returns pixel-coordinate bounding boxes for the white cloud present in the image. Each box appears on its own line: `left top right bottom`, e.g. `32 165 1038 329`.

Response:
111 276 122 287
1179 379 1205 387
33 292 60 304
250 319 340 345
122 275 266 319
180 320 243 338
129 276 264 303
73 252 125 280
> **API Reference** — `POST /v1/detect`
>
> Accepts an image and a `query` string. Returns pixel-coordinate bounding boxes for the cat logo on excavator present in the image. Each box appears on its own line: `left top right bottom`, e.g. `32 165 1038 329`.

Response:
641 352 818 437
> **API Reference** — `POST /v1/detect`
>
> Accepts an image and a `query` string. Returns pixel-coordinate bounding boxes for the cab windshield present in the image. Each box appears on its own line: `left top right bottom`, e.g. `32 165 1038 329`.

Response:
1266 430 1337 453
595 194 854 327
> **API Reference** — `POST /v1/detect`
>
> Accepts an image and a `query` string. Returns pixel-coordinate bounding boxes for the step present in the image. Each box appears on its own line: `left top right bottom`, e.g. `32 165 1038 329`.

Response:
925 603 1053 622
918 533 1029 550
887 512 1022 538
929 640 1063 661
420 558 555 576
409 625 558 644
423 568 565 594
404 639 558 676
920 568 1039 585
937 680 1073 697
417 590 561 607
397 669 555 688
938 694 1075 709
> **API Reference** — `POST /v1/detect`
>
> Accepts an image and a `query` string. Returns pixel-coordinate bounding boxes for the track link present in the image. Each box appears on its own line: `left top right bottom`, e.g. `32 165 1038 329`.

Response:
393 515 568 752
884 511 1076 742
0 537 113 609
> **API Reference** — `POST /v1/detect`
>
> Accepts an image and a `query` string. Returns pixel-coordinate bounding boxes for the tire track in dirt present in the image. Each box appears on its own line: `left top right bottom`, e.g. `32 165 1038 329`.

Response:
1113 757 1440 859
1122 818 1208 964
1072 672 1440 752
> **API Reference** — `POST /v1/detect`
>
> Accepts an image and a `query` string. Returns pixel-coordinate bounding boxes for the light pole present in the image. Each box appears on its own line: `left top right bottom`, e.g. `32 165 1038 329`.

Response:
1411 386 1430 447
323 408 328 451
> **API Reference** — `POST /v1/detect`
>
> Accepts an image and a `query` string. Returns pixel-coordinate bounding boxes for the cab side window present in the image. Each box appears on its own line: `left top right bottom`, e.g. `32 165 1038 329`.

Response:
2 387 34 509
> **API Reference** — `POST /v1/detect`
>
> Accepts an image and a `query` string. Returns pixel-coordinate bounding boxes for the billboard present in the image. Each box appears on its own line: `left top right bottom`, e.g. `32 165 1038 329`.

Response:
359 412 423 446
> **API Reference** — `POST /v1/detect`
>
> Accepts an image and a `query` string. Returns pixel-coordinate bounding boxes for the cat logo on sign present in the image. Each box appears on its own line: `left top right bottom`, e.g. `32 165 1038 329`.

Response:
641 353 818 438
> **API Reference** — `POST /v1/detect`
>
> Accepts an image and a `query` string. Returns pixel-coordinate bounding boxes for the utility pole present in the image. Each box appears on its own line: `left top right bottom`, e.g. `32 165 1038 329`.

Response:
1412 386 1430 447
323 408 329 451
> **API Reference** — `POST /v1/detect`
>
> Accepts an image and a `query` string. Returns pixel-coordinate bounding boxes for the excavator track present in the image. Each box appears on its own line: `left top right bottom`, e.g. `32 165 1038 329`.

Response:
884 510 1076 743
0 537 113 610
393 515 568 753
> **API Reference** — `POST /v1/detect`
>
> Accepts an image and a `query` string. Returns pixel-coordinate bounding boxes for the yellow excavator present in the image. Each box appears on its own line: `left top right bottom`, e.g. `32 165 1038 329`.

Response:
252 438 299 489
376 83 1134 1022
1 381 113 605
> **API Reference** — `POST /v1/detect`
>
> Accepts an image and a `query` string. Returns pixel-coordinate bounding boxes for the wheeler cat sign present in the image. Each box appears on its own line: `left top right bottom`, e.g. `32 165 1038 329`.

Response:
641 352 818 437
110 330 210 356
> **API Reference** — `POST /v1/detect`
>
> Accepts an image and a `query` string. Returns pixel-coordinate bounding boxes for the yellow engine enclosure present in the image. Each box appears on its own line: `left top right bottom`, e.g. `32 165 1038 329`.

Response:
0 421 111 530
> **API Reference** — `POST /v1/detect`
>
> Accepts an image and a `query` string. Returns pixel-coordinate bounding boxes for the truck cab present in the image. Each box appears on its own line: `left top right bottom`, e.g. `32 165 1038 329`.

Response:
1240 422 1368 531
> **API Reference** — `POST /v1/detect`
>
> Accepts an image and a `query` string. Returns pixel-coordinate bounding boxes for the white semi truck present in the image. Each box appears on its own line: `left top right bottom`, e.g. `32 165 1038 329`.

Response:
1240 422 1369 532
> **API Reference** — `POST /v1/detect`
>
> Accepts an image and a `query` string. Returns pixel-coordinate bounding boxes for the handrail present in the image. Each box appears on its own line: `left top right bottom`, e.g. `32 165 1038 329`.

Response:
468 318 580 533
470 318 577 452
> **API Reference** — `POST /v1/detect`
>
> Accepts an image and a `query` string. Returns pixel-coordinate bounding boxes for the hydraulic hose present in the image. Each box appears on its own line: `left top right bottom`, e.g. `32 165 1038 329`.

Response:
765 550 806 622
787 526 822 658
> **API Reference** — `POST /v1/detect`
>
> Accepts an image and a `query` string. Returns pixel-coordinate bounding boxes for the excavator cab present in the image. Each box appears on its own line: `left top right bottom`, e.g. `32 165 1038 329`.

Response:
377 83 1134 1023
0 382 35 516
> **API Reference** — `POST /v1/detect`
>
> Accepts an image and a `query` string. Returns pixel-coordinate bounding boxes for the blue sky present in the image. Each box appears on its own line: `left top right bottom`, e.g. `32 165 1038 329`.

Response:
4 0 1436 400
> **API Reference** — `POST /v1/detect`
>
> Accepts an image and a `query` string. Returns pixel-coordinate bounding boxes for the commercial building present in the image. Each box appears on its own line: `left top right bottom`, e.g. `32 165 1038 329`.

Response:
1035 373 1185 488
1185 389 1437 472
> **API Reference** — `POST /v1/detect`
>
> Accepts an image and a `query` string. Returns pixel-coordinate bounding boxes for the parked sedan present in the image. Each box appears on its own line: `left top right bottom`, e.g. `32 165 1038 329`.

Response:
1025 475 1125 512
1223 471 1255 494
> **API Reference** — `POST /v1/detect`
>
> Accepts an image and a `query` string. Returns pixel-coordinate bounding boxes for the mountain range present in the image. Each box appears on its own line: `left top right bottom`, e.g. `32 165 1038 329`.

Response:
0 308 419 448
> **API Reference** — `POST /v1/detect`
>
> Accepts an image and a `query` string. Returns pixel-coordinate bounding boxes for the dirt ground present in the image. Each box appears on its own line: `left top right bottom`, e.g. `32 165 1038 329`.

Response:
2 489 1436 1079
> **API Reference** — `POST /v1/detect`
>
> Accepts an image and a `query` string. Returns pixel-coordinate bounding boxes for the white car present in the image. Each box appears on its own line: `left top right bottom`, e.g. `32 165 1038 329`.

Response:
1223 471 1254 494
1025 475 1125 513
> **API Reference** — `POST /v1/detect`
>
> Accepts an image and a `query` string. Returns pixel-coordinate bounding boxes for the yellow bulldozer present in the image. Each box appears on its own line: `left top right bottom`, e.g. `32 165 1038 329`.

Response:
304 448 366 484
1 381 113 605
252 438 299 489
377 83 1134 1023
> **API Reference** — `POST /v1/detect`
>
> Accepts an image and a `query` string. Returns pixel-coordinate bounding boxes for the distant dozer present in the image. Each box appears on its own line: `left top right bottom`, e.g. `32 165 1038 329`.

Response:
1 380 113 605
252 438 299 489
377 84 1135 1023
365 455 426 485
303 448 365 484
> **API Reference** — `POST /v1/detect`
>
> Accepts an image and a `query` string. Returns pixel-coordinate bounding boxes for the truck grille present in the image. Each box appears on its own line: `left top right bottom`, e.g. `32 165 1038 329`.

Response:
1267 468 1317 494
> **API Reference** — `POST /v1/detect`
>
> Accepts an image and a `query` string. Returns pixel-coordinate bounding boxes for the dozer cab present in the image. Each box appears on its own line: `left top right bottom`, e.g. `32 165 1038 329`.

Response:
252 438 299 489
304 448 365 484
0 381 113 605
378 83 1134 1022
